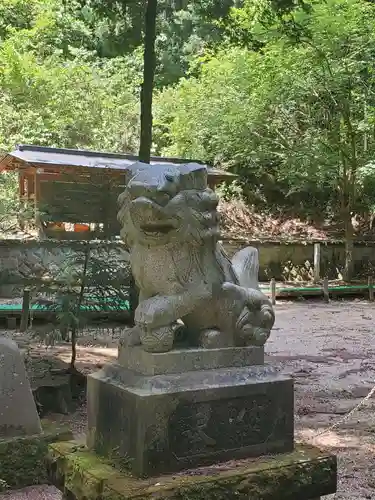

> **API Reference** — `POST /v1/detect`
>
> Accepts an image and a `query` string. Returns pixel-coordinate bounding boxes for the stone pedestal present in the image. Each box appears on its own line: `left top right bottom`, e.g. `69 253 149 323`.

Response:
0 419 72 491
0 336 41 437
87 346 294 477
48 441 337 500
0 338 73 491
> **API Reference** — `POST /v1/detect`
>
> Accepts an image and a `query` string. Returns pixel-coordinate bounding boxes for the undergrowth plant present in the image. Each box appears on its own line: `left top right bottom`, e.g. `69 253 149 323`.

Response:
0 171 35 234
32 241 131 371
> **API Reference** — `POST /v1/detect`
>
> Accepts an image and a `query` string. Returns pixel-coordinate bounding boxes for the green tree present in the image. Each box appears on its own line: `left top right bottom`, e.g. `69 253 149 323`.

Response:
223 0 316 47
155 0 375 280
0 46 140 151
75 0 236 85
0 0 236 162
0 0 143 154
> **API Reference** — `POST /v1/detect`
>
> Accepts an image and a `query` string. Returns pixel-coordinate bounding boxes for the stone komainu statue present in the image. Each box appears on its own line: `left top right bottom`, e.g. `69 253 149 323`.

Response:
118 162 275 353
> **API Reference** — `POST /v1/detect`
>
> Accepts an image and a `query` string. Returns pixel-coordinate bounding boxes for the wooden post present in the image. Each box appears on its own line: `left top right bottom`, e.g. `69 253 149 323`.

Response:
20 289 31 332
313 243 321 283
369 276 374 302
270 278 276 305
323 278 329 303
34 169 45 239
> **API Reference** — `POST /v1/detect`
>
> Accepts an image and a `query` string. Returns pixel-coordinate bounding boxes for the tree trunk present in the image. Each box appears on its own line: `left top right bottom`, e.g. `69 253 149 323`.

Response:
70 243 91 370
341 90 357 283
138 0 158 164
70 327 77 371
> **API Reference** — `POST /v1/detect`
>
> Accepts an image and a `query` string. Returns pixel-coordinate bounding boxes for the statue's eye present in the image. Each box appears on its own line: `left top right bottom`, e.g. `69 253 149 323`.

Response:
165 174 174 183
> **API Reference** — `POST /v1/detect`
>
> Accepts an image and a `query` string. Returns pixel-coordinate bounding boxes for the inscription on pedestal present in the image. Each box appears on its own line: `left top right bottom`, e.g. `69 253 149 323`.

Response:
169 394 290 459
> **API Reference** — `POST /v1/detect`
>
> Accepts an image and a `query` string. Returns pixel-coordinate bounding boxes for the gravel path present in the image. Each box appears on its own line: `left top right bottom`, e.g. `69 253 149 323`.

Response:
268 300 375 499
0 487 62 500
2 299 375 499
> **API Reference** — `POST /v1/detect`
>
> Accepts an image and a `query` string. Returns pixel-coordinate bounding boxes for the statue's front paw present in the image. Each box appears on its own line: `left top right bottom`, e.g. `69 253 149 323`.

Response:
235 303 274 347
135 297 173 329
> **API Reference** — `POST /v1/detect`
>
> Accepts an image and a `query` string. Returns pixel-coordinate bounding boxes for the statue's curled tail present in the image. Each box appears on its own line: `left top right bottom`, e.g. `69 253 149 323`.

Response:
228 246 275 347
231 246 261 291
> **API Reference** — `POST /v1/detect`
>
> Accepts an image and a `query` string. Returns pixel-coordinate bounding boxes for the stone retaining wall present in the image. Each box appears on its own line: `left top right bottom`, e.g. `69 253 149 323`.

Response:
223 239 375 281
0 238 374 297
0 239 131 297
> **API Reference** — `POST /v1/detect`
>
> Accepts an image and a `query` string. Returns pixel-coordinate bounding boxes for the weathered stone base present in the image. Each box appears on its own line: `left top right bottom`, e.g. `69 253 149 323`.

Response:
47 441 337 500
118 344 264 375
0 419 72 491
87 363 294 477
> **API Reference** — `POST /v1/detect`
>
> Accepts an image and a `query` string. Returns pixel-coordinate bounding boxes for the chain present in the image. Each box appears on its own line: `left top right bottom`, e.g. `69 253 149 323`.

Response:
306 382 375 440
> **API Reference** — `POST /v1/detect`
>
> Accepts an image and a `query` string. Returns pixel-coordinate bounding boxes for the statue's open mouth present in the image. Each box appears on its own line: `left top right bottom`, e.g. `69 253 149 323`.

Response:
141 221 176 235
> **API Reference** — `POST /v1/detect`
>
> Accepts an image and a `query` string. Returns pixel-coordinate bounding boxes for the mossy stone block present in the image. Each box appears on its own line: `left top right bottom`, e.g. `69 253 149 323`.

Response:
87 364 294 477
0 418 72 491
47 441 336 500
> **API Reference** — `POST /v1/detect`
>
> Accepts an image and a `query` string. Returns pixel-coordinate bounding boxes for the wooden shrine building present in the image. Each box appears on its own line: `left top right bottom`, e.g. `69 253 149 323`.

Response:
0 144 236 240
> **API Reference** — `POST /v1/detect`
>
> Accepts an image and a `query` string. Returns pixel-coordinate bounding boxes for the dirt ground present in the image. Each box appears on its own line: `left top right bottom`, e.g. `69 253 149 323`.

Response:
268 300 375 499
2 299 375 499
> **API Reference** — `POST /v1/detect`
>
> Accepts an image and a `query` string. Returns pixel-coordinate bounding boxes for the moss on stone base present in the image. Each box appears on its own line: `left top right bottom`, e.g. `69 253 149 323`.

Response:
0 418 72 490
47 442 336 500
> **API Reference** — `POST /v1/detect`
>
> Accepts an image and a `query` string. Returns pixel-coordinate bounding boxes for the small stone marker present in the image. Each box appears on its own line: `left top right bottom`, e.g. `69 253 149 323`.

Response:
0 336 42 437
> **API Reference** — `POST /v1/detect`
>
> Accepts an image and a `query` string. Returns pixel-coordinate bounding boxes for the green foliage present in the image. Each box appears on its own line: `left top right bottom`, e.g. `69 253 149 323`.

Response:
0 49 140 151
75 0 236 85
154 0 235 85
216 180 244 201
0 172 35 233
0 0 235 156
3 0 375 241
155 0 375 226
0 0 37 40
0 172 18 224
0 0 141 153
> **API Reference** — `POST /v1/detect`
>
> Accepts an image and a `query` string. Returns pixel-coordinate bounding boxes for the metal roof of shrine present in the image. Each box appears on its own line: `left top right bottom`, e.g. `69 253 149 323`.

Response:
0 144 237 181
